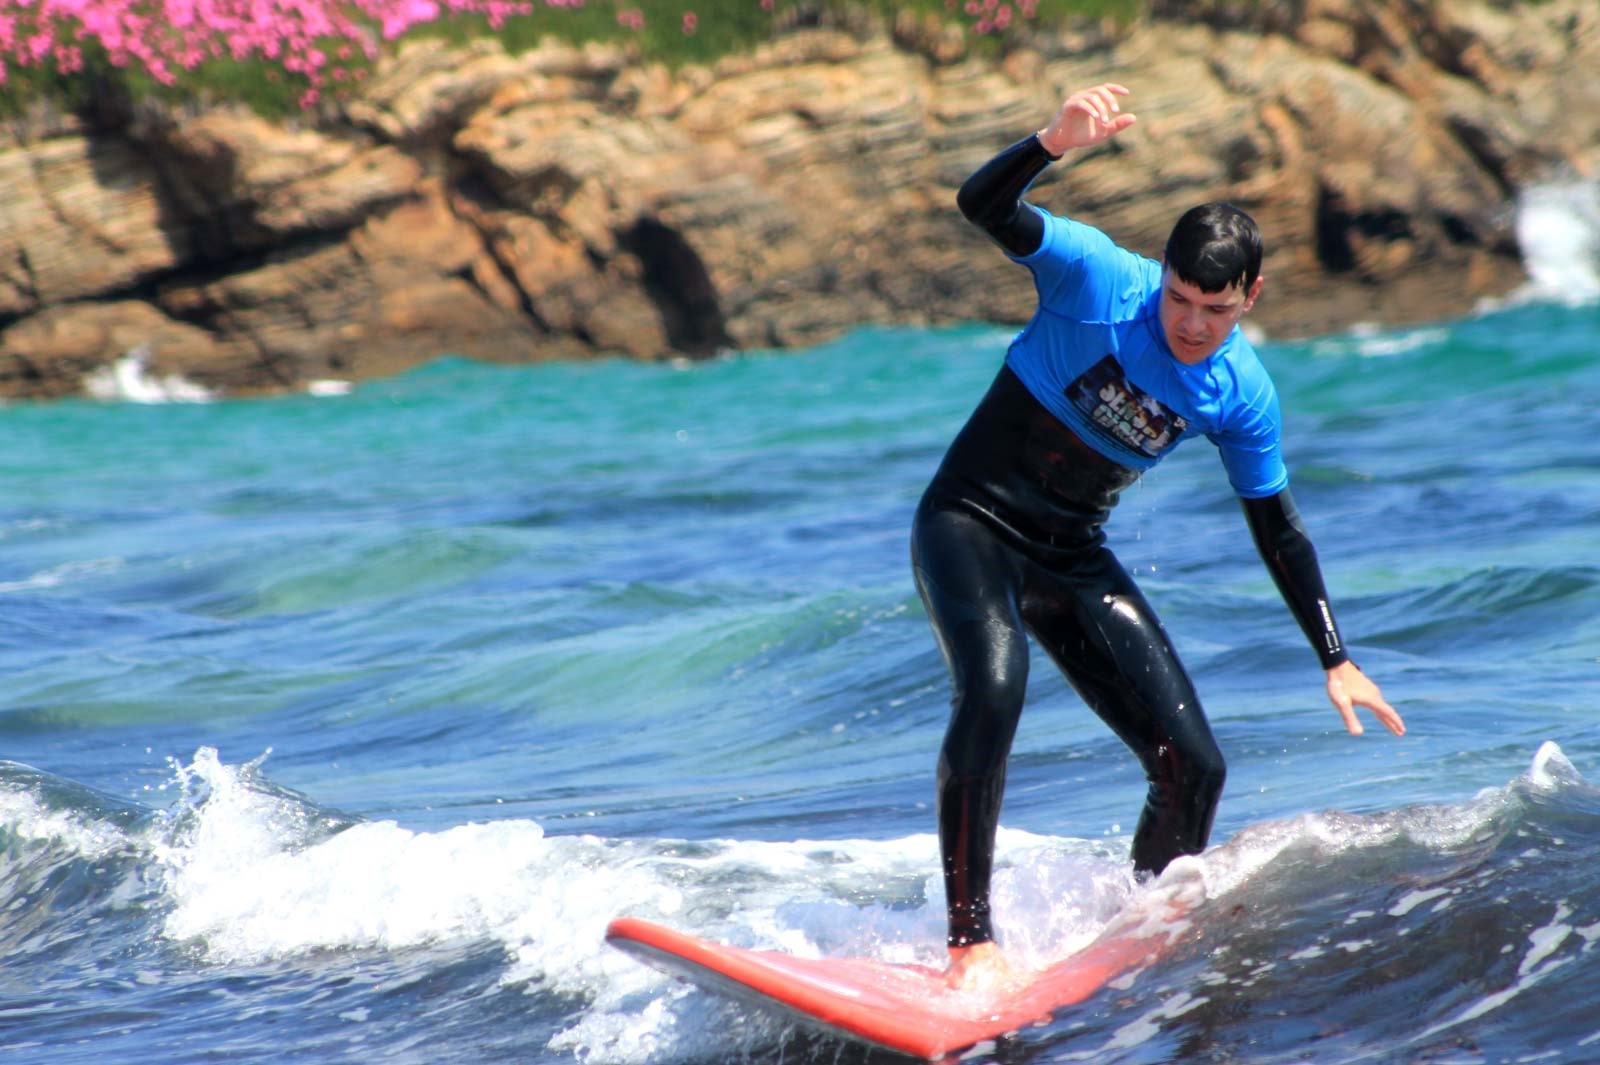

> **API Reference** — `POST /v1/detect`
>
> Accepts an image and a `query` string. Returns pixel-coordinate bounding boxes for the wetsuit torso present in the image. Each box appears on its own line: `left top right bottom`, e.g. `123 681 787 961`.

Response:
916 134 1350 949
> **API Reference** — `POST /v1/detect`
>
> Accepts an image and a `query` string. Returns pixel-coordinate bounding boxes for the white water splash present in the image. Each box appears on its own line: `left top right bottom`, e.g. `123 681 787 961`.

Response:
138 749 1150 1061
1509 179 1600 305
0 785 127 860
83 345 215 404
1529 739 1584 791
134 744 1590 1063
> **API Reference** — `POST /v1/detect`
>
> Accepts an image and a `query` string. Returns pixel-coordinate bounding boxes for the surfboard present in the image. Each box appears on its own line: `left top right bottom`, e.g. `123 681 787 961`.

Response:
606 907 1185 1059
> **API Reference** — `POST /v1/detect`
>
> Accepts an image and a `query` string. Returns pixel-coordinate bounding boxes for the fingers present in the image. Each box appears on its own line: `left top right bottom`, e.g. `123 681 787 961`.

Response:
1370 697 1407 737
1350 677 1406 737
1069 102 1137 136
1068 82 1129 123
1346 698 1405 737
1043 83 1136 153
1057 89 1136 147
1336 697 1364 736
1328 672 1407 738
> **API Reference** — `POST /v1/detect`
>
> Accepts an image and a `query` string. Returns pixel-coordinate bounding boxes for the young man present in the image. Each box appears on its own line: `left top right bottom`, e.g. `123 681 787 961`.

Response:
912 84 1406 989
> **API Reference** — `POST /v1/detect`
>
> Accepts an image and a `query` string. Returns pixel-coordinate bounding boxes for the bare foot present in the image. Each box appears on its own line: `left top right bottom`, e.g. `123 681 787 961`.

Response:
944 940 1017 994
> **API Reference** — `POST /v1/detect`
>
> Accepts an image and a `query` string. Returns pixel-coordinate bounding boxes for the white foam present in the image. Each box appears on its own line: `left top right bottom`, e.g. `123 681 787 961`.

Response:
1528 740 1584 791
83 344 216 404
1518 902 1574 978
1056 988 1208 1060
1413 901 1578 1039
0 786 127 860
1389 887 1450 918
138 751 1153 1061
137 744 1591 1062
0 556 124 594
153 748 624 965
1306 322 1451 361
1151 744 1592 914
1506 179 1600 306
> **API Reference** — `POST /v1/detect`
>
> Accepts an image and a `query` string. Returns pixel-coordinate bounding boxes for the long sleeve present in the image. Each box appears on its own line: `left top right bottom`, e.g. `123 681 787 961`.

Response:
1240 489 1351 669
955 134 1054 258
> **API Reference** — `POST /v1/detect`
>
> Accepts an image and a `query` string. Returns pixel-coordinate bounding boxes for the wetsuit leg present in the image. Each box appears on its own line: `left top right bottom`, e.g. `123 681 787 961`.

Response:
1021 548 1226 878
910 499 1028 948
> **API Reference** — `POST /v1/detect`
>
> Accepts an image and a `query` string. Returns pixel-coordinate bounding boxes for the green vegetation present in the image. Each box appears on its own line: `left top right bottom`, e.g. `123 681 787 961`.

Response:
421 0 1141 67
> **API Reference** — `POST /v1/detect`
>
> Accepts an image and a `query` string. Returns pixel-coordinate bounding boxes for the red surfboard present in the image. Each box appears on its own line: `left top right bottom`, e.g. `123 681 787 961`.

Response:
606 908 1185 1059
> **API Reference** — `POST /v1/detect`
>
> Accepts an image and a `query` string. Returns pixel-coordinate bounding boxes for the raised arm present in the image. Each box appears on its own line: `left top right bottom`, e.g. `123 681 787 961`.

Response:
1241 489 1406 737
956 83 1138 258
955 136 1053 256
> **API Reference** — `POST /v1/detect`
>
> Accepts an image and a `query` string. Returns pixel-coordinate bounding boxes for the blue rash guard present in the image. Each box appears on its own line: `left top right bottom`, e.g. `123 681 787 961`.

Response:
1004 208 1289 499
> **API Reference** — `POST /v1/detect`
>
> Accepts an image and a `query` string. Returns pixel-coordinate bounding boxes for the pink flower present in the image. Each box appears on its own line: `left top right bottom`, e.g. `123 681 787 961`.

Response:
681 10 695 34
27 28 54 64
0 0 536 107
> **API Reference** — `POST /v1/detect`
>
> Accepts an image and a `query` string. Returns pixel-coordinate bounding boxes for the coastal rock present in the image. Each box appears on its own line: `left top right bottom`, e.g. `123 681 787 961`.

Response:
158 112 424 238
0 136 189 316
0 0 1596 399
0 300 246 395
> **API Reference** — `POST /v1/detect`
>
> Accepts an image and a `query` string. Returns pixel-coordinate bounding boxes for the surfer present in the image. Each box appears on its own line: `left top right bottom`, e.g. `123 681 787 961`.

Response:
913 83 1407 990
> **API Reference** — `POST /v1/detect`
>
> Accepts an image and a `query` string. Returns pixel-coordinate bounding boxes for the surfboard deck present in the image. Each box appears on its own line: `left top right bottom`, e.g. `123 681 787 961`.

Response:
606 910 1182 1059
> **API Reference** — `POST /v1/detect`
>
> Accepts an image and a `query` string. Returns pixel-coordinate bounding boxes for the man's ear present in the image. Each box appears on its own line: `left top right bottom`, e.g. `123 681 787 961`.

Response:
1243 275 1265 313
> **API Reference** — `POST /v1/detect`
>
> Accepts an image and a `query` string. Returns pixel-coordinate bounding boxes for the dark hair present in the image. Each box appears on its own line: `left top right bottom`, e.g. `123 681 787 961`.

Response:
1164 202 1263 293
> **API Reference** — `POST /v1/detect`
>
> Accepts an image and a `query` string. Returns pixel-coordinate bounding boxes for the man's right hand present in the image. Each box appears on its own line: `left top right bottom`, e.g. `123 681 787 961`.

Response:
1039 83 1138 157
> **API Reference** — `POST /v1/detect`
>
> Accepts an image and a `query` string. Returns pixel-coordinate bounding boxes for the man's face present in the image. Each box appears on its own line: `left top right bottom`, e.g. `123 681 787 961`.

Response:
1158 266 1263 364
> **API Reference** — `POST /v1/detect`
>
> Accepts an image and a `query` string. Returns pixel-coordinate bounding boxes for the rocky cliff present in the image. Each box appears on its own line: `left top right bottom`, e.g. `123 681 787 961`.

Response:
1 0 1596 399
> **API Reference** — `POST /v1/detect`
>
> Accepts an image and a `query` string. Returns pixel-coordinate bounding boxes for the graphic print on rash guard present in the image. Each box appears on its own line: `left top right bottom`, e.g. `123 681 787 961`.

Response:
1001 209 1290 499
1064 354 1190 460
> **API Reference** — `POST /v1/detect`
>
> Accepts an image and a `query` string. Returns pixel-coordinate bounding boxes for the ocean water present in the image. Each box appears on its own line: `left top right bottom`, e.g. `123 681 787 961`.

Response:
3 185 1599 1064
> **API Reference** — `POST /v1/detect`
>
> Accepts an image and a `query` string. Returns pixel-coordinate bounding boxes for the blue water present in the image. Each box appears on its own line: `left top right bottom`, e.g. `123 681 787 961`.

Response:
3 282 1599 1062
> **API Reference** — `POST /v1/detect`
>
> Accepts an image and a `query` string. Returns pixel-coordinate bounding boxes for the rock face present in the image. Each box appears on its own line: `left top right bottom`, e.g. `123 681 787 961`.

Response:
1 0 1596 399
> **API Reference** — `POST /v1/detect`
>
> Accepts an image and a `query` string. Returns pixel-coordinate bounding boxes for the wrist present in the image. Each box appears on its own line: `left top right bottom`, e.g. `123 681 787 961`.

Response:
1035 129 1065 159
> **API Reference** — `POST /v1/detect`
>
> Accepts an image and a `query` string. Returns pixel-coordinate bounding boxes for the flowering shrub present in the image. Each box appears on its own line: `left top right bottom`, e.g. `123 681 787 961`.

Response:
958 0 1040 35
0 0 1136 114
0 0 531 107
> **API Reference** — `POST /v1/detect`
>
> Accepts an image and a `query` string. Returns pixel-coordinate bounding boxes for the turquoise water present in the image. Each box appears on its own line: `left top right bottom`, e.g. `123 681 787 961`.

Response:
3 291 1599 1063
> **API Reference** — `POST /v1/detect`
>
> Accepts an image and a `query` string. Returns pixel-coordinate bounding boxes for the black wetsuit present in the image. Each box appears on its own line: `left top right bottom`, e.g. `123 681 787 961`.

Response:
916 135 1350 949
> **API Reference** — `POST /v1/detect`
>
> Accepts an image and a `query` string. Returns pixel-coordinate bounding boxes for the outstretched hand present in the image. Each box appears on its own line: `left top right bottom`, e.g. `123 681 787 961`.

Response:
1038 83 1137 157
1325 661 1406 737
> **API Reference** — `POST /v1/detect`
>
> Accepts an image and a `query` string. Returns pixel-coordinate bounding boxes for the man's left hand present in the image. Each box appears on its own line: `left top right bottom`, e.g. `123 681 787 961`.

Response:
1325 660 1406 737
